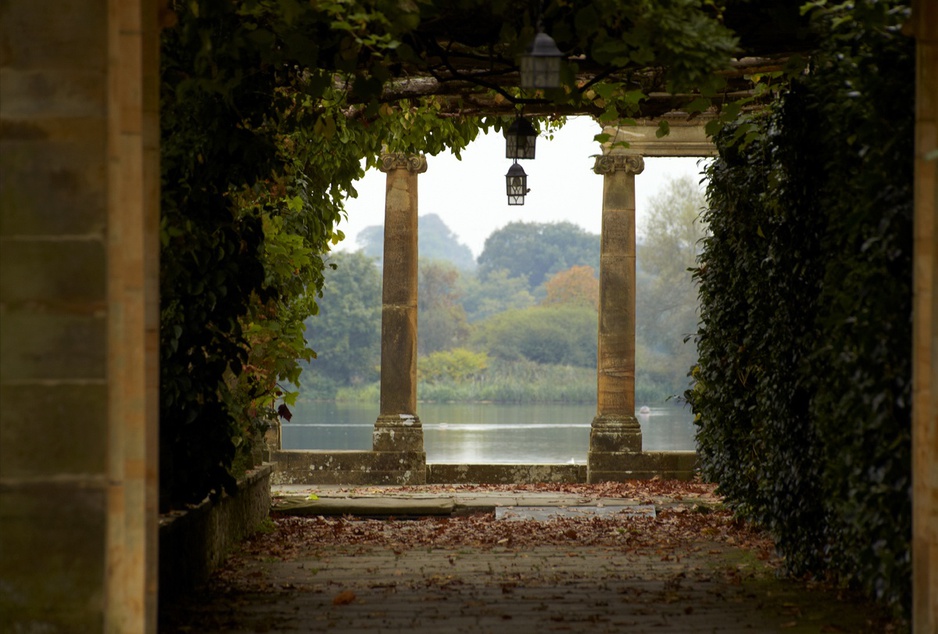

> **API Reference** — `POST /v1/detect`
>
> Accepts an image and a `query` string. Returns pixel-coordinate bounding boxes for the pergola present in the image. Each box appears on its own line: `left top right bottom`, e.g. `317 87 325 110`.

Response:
0 1 934 632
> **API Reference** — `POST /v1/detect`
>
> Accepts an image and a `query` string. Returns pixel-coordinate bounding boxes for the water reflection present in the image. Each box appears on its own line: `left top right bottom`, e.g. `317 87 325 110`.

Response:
283 402 696 463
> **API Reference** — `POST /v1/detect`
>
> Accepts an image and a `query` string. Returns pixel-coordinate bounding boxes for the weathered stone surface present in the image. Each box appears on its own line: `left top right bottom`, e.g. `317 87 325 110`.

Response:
0 481 107 632
602 121 718 157
159 464 272 601
588 451 698 482
0 239 106 304
427 463 587 485
272 452 696 485
373 413 424 452
0 383 107 478
589 420 643 453
0 136 108 236
0 0 107 70
271 450 427 485
274 496 455 517
592 154 642 455
0 311 106 380
376 154 423 436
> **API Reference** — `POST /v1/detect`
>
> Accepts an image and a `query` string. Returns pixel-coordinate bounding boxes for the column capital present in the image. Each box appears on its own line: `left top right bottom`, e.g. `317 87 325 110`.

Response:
593 154 645 176
379 153 428 174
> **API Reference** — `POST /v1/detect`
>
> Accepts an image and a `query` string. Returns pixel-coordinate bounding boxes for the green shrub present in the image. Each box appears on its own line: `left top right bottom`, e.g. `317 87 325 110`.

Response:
470 305 597 368
689 0 913 617
419 348 489 385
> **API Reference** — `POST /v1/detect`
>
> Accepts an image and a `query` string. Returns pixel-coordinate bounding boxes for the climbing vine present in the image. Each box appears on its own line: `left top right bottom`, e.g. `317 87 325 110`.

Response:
689 0 914 618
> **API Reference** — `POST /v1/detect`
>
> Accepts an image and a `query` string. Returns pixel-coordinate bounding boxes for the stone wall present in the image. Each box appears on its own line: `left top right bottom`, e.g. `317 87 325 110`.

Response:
272 450 427 485
159 464 273 601
270 451 698 485
427 464 587 484
0 1 111 630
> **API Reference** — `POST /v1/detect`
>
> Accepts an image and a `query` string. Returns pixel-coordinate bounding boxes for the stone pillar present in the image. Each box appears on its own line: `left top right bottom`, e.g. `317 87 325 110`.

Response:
911 0 938 630
1 0 159 631
372 153 426 483
588 153 644 483
104 0 161 630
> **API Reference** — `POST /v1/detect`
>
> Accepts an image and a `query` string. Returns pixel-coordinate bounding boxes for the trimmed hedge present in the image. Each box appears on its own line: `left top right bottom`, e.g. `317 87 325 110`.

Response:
689 1 913 617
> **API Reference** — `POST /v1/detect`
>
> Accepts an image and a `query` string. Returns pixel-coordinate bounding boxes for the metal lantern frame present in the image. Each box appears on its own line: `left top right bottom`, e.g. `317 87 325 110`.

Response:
519 31 564 90
505 115 538 160
506 160 528 206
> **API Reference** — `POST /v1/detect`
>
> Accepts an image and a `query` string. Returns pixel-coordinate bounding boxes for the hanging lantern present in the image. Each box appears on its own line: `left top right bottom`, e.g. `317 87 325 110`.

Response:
505 116 538 160
506 161 529 206
519 31 564 90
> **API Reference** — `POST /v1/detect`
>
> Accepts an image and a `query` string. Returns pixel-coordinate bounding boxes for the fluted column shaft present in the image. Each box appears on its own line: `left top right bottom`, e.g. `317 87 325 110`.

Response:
374 153 426 453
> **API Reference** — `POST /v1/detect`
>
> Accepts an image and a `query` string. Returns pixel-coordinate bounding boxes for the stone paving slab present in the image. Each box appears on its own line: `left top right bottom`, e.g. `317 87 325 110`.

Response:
161 546 890 633
160 486 892 633
271 484 712 517
273 496 456 516
494 505 657 521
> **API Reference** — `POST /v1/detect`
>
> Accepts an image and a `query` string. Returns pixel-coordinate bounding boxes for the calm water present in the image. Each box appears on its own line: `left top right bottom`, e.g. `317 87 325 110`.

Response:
282 402 696 463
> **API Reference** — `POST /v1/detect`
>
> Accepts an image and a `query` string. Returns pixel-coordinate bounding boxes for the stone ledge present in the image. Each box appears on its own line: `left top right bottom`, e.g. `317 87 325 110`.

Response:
274 496 455 517
271 450 426 485
269 452 697 485
158 463 272 602
588 451 698 482
427 463 587 485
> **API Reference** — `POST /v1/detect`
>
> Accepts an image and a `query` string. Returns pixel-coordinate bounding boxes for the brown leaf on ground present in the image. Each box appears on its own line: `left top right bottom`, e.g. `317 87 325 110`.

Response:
332 590 356 606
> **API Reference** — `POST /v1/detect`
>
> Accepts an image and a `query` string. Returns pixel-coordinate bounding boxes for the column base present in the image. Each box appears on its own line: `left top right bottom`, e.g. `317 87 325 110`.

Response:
373 413 425 452
588 413 643 483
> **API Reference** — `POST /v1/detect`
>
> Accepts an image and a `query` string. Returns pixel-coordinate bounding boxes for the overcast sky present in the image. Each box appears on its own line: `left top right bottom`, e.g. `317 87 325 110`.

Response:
337 116 710 258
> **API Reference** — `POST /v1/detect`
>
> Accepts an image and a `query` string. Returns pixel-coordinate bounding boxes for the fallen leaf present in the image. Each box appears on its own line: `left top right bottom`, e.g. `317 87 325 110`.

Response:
332 590 356 606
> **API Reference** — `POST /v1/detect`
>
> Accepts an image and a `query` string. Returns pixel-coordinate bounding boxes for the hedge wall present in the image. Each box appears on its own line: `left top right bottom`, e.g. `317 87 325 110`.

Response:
689 1 914 617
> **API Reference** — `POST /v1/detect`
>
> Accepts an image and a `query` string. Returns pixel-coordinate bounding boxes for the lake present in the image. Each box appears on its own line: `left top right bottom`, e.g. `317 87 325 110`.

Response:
282 402 697 463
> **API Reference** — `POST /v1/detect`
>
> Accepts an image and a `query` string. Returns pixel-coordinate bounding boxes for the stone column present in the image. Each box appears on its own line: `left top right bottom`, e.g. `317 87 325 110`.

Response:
373 154 426 479
588 153 644 482
911 0 938 630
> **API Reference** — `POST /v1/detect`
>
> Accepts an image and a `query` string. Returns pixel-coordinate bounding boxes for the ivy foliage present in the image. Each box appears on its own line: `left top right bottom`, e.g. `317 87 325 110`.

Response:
689 0 914 617
159 0 487 508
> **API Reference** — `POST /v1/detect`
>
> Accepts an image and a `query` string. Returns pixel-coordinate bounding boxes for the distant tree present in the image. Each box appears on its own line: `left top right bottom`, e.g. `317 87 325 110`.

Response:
419 214 476 270
356 224 385 260
301 252 382 395
356 213 476 271
541 265 599 310
418 260 470 355
635 175 707 397
458 268 535 323
418 348 488 385
470 305 597 368
477 221 599 290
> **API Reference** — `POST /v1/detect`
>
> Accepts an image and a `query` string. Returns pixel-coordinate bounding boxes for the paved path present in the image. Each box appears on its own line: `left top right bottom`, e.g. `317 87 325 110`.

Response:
159 486 893 633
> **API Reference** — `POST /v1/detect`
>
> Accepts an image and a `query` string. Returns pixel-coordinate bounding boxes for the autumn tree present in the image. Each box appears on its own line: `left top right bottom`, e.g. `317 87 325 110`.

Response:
541 265 599 310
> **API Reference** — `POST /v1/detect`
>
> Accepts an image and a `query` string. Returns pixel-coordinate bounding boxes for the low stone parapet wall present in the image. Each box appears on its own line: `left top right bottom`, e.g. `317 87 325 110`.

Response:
159 463 272 601
427 463 587 484
589 451 699 482
270 451 698 485
271 450 426 485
